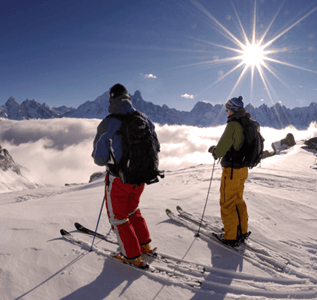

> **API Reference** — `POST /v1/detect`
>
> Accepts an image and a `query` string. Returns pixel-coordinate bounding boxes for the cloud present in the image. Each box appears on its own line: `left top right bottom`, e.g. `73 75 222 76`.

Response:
0 118 222 186
0 118 103 186
1 118 316 187
0 118 96 149
155 124 224 171
217 70 224 80
181 94 194 99
143 73 157 79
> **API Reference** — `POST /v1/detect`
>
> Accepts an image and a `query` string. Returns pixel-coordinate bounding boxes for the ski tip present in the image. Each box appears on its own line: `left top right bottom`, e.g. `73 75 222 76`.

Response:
60 229 69 236
165 208 172 214
74 222 82 229
176 206 182 211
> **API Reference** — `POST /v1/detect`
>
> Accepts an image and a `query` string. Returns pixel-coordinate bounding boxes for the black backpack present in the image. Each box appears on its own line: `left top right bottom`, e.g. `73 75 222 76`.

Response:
107 111 164 185
236 117 265 169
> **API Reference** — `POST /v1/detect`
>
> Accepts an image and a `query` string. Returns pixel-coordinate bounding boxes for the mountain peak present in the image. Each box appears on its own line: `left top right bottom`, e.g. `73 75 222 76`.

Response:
0 145 21 175
132 90 142 100
5 96 18 106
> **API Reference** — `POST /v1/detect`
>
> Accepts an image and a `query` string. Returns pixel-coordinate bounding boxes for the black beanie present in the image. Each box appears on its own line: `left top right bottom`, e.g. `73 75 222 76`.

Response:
109 84 128 99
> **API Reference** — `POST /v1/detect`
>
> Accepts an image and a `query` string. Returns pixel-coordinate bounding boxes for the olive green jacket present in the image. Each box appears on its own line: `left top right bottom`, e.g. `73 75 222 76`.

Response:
214 121 244 159
214 108 251 168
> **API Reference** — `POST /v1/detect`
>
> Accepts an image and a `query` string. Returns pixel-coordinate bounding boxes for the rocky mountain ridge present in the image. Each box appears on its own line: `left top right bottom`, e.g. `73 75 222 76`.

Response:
1 92 316 129
0 145 21 175
0 145 43 193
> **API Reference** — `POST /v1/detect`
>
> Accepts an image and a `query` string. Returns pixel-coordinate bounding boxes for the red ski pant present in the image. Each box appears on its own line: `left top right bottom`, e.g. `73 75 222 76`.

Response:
105 173 151 259
220 167 248 240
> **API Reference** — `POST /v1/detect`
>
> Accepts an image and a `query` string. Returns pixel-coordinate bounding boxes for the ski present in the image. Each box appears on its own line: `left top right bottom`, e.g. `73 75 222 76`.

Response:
75 222 118 245
176 206 290 264
177 206 222 233
166 208 289 272
60 229 203 288
74 222 206 274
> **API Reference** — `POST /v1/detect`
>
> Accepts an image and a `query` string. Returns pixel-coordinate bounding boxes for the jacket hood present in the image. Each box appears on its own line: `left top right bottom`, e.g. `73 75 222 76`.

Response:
108 94 135 114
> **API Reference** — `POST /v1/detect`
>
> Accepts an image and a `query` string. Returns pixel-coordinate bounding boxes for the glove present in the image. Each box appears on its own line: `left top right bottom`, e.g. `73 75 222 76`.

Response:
208 145 217 159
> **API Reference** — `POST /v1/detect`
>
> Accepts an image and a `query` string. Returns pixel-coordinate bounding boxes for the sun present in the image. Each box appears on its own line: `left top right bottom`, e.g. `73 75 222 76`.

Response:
187 0 317 111
241 42 265 67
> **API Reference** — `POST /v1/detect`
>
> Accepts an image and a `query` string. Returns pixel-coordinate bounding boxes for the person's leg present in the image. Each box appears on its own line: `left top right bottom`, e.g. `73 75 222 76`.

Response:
127 184 151 247
105 174 141 259
235 167 248 237
220 167 248 240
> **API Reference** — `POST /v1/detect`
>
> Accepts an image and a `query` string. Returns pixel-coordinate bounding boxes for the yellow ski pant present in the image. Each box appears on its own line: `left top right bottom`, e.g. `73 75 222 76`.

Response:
220 167 248 240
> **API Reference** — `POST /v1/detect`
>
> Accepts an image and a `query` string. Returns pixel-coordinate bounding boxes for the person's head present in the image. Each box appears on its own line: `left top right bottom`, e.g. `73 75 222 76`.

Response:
109 84 129 100
108 83 133 114
225 96 244 115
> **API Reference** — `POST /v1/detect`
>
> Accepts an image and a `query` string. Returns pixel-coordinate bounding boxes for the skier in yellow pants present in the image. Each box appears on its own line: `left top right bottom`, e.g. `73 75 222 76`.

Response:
209 96 252 246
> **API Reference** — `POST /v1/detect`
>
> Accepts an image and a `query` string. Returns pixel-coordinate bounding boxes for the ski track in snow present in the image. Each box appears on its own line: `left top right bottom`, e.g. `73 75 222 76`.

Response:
63 228 317 299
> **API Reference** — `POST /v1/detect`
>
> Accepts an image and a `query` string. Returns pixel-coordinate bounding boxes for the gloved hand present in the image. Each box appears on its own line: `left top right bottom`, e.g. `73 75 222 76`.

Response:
208 145 217 159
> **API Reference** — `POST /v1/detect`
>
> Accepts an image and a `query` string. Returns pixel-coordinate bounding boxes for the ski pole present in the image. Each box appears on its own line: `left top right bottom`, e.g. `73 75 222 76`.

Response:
90 196 105 251
195 159 216 237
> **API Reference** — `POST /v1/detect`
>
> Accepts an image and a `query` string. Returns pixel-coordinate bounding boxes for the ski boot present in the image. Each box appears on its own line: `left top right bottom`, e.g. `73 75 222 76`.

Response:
141 243 157 256
114 253 149 269
212 233 241 247
240 231 251 243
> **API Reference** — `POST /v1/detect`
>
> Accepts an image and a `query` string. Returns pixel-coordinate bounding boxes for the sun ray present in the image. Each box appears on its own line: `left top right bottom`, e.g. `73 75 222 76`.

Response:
227 65 249 100
231 3 249 45
251 65 255 95
186 35 243 54
169 55 243 71
258 65 293 129
256 66 284 127
252 0 257 45
210 62 245 87
258 0 286 45
189 0 245 48
264 57 317 74
263 5 317 49
194 62 246 104
261 63 290 88
173 0 317 126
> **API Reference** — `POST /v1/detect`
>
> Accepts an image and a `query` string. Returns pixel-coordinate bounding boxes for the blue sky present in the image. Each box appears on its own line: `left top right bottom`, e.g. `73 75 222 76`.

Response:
1 0 317 111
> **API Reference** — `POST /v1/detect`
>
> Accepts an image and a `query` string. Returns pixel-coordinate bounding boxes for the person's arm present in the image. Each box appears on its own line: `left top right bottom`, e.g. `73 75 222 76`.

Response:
214 122 237 158
92 118 121 166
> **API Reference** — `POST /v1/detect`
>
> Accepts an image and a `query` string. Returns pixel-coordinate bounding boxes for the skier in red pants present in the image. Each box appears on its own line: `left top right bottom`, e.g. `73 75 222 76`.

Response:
105 172 151 260
92 84 160 268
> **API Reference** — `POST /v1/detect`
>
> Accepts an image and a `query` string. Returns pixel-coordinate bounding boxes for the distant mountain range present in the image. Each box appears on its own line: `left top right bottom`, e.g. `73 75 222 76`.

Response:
1 91 316 129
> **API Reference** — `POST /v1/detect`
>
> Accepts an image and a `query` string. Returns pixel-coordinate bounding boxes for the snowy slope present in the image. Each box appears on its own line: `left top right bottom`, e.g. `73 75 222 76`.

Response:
0 166 43 193
0 143 317 299
0 144 43 193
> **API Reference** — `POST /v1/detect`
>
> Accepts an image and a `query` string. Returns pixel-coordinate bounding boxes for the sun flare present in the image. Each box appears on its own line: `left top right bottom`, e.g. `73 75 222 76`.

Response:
188 0 317 115
241 43 265 67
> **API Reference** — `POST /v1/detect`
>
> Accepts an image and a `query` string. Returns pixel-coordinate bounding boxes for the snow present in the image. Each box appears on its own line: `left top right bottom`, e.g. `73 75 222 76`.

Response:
0 166 43 193
0 121 317 299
